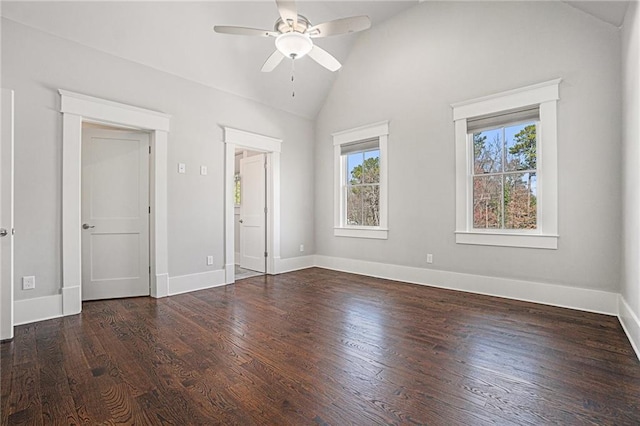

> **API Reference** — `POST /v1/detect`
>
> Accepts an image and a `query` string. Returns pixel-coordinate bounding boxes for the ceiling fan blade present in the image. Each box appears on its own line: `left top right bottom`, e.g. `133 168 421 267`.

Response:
214 26 277 37
307 45 341 72
275 0 298 28
307 16 371 38
261 50 285 72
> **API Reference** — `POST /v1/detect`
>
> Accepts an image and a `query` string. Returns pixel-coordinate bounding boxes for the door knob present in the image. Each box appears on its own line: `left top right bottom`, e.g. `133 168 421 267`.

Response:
239 219 244 223
82 223 95 230
0 228 7 237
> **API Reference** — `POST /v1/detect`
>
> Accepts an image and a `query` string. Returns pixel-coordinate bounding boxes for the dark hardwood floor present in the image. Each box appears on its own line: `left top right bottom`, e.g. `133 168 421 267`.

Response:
2 267 639 425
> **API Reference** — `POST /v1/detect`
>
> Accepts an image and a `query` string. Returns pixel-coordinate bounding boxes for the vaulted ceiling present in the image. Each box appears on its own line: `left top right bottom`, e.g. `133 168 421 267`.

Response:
1 1 630 119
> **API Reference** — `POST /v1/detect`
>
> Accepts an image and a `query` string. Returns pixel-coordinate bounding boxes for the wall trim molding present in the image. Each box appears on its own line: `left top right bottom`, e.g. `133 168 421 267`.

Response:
314 255 618 316
619 295 640 360
59 89 171 321
14 295 63 326
223 127 282 277
13 255 637 363
167 270 227 296
274 255 316 274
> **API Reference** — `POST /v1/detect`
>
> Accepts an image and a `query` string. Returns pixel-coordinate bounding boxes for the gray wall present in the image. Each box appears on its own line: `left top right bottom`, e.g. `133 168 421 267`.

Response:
622 1 640 316
315 1 622 291
2 18 315 300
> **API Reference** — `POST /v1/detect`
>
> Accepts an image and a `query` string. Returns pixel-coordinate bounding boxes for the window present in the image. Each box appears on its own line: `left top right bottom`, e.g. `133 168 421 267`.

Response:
333 121 389 239
452 79 560 249
234 173 241 206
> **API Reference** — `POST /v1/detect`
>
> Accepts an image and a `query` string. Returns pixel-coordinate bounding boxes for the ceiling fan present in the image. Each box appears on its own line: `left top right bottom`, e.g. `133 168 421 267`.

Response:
213 0 371 73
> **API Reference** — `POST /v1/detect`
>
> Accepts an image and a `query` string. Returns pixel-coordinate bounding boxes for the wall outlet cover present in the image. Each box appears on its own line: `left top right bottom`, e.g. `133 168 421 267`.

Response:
22 276 35 290
207 255 214 266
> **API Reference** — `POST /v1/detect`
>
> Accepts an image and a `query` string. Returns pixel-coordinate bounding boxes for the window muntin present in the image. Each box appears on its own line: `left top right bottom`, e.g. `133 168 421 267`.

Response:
471 121 538 230
344 148 380 226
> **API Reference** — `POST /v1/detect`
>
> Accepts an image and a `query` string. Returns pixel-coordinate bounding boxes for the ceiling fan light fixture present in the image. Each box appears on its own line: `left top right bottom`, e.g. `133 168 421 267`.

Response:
275 32 313 59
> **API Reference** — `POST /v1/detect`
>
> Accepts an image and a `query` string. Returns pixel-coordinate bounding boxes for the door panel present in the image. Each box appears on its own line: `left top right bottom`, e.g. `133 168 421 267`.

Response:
82 129 149 300
240 154 266 273
1 89 14 340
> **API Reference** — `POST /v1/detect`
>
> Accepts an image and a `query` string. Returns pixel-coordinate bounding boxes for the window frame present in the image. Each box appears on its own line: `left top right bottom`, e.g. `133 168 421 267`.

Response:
452 79 561 249
333 121 389 239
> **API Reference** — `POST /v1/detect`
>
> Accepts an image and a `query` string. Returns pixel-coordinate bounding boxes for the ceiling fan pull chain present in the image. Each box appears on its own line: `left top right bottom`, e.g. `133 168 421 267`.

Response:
291 59 296 98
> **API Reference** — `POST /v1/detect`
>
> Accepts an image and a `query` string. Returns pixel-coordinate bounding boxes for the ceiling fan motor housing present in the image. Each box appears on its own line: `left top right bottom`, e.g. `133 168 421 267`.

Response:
275 15 311 34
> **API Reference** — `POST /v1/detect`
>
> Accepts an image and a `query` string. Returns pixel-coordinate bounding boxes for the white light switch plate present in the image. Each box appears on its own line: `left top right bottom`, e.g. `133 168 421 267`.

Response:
200 166 208 176
178 163 186 174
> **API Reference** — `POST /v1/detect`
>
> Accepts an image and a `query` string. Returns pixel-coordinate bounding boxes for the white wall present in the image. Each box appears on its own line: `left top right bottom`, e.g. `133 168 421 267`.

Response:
621 0 640 352
315 2 622 292
2 18 315 301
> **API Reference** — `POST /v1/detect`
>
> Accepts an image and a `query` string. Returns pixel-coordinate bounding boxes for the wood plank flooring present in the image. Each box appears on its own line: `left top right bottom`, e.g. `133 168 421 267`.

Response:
2 267 639 425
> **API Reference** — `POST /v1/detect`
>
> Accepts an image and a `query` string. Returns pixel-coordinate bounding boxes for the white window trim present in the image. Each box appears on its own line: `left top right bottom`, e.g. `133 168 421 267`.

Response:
451 79 561 249
333 121 389 239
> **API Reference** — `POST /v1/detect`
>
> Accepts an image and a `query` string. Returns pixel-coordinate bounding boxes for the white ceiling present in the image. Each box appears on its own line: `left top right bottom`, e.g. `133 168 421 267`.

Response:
1 1 418 119
1 1 631 119
565 1 630 27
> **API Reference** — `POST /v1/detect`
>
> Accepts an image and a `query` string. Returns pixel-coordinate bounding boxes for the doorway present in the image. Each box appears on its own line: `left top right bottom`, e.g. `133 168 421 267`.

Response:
60 89 170 318
235 149 267 280
81 124 150 300
223 127 281 284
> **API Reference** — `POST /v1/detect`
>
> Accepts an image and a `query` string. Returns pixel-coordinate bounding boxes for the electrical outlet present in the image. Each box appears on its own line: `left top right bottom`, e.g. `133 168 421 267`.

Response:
299 244 304 252
207 255 214 266
22 276 35 290
426 254 433 264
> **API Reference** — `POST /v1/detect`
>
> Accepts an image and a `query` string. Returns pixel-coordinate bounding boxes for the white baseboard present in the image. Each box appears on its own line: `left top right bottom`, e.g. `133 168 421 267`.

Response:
619 295 640 360
151 273 169 298
167 269 227 296
14 294 63 326
274 255 316 274
62 285 81 315
314 255 618 316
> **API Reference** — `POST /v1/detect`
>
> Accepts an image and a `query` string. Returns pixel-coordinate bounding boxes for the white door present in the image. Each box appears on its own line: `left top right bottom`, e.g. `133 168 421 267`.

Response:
1 89 14 340
81 128 150 300
239 153 266 273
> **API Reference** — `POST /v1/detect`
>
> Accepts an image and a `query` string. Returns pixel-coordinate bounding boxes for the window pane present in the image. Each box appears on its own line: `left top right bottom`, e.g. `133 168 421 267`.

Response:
362 185 380 226
473 128 502 174
346 186 363 225
505 122 536 172
473 175 502 228
505 172 537 229
363 150 380 184
347 153 363 185
234 174 241 206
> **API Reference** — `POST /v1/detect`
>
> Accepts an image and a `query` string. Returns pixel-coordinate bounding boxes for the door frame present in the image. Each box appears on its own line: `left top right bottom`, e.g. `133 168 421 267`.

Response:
1 89 14 340
60 90 171 316
223 127 281 282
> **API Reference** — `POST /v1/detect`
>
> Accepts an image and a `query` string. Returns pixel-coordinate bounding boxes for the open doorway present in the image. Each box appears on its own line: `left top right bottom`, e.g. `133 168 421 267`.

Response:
234 149 266 280
223 127 281 284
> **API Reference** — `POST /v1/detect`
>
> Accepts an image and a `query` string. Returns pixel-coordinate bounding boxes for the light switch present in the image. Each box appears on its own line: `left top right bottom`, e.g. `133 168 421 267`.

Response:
200 166 208 176
178 163 186 174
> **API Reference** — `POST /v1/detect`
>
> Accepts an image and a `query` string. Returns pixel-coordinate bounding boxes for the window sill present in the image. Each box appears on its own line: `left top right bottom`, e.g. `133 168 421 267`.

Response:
455 231 558 249
335 227 388 240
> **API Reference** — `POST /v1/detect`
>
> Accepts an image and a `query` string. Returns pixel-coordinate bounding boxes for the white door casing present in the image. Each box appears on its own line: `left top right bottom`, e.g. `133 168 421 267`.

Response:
60 90 170 317
1 89 14 340
223 127 281 283
239 154 266 273
81 128 150 300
